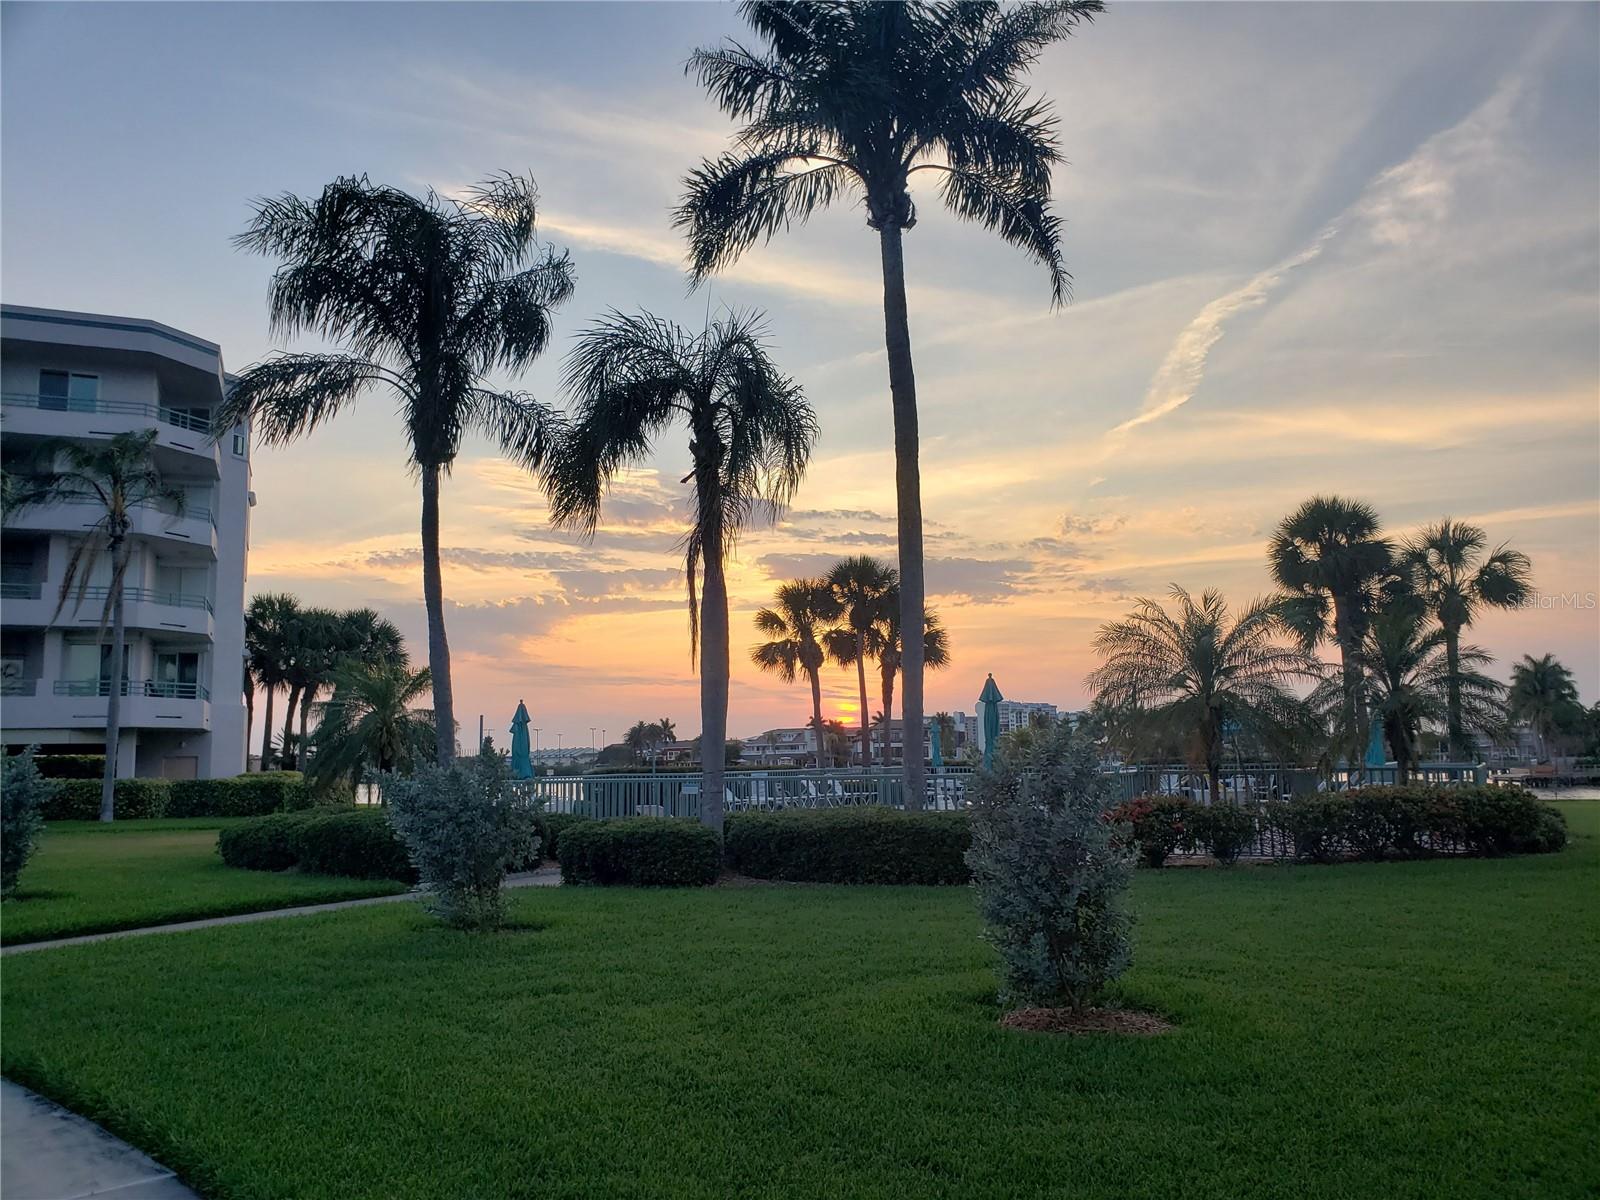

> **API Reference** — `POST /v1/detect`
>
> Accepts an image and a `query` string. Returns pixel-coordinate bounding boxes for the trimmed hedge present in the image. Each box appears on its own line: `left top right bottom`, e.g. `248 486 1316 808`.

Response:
34 754 106 779
42 772 314 821
724 807 971 884
218 808 415 883
43 778 171 821
532 812 590 865
558 818 720 887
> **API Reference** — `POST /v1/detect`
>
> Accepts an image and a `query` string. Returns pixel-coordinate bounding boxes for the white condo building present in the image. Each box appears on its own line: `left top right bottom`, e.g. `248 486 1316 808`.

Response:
0 305 251 779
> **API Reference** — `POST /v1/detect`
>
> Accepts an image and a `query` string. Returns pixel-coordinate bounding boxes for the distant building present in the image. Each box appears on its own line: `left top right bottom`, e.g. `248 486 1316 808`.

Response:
1 305 251 779
740 725 817 766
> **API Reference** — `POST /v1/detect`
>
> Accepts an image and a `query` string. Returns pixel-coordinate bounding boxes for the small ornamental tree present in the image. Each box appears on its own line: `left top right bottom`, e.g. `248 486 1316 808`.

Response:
382 747 538 930
966 722 1134 1012
2 750 54 896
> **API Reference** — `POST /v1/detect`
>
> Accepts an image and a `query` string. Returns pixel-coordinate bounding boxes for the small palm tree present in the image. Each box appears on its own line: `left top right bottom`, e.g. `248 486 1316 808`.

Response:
1088 586 1318 803
752 579 842 770
219 173 575 766
1401 519 1532 758
1269 496 1396 771
1507 654 1582 762
624 720 655 762
7 430 182 821
680 0 1101 807
548 310 816 833
307 661 435 789
876 601 951 770
656 717 678 744
824 555 896 766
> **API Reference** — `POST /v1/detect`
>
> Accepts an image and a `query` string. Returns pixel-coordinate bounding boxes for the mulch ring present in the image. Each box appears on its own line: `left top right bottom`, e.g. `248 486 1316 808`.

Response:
1000 1006 1174 1036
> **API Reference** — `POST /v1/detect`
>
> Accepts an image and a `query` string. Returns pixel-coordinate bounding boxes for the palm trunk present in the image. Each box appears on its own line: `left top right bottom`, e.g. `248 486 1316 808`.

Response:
698 529 729 835
100 539 130 823
854 637 870 767
421 462 456 767
1443 626 1465 759
260 684 276 773
808 669 826 770
1332 596 1365 780
281 683 301 771
880 667 895 767
297 686 314 770
878 222 925 810
244 683 255 770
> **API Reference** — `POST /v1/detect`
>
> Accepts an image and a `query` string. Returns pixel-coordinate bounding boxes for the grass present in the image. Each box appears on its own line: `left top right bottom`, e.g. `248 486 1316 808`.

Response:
1 819 407 945
2 805 1595 1200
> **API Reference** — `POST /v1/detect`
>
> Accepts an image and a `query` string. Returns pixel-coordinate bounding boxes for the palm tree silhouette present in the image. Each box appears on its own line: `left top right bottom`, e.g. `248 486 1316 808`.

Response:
876 596 950 767
308 660 435 788
679 0 1100 806
1507 653 1581 762
752 579 842 770
825 555 896 766
219 173 575 766
548 310 815 832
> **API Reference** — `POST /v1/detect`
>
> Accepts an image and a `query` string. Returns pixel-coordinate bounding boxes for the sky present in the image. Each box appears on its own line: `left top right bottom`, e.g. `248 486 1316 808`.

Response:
3 1 1597 752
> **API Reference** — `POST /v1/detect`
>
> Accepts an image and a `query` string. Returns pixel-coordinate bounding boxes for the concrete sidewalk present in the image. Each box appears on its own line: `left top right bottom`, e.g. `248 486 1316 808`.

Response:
1 1080 198 1199
2 866 561 956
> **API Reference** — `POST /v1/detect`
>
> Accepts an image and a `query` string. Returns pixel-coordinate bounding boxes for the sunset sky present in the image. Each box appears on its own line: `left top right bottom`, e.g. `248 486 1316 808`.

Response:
4 2 1597 752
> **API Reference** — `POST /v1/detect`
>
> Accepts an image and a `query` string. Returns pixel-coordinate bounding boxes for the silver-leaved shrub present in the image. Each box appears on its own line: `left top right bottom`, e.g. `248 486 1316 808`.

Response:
965 722 1134 1011
2 749 53 896
382 747 538 930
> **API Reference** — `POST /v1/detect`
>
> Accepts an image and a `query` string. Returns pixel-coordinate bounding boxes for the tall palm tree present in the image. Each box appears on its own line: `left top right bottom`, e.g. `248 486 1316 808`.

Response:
680 0 1100 808
307 661 435 789
1507 653 1581 762
1269 496 1396 773
548 310 816 833
294 608 409 770
876 601 950 767
218 173 575 766
1087 586 1318 803
278 606 337 771
824 555 896 766
8 430 183 821
752 579 842 771
1327 598 1504 783
1401 519 1532 758
245 592 300 771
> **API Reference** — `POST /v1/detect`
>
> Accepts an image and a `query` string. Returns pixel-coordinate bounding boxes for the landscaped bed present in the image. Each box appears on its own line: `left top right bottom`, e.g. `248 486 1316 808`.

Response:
1 804 1594 1198
0 819 407 945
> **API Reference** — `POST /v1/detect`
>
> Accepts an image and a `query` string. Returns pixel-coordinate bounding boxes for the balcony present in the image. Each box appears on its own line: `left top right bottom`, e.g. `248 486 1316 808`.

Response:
54 679 211 701
4 494 217 556
2 582 214 637
0 392 221 472
3 678 214 731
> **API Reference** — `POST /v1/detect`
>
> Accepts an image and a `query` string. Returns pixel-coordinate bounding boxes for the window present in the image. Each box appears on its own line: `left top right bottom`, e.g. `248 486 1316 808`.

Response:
39 370 99 411
231 433 248 457
153 650 202 698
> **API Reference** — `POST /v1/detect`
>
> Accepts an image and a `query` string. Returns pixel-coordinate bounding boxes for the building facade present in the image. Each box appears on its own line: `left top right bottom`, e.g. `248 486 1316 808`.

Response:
0 305 251 778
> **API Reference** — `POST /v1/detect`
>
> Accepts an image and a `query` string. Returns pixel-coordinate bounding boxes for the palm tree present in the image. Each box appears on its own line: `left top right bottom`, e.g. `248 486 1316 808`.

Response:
218 173 575 767
1401 519 1532 758
307 661 435 789
876 601 950 767
931 711 959 762
825 555 896 766
1269 496 1396 773
1088 586 1318 803
680 0 1100 808
294 609 409 770
548 310 816 833
656 717 678 744
278 606 336 772
624 720 655 762
1328 598 1504 783
1507 654 1582 762
752 579 842 770
7 430 183 821
245 592 299 771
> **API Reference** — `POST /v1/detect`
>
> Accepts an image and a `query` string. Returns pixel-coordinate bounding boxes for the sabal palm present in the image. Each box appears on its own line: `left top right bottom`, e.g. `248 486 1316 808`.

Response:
219 173 575 766
824 555 896 766
1087 586 1317 803
1402 519 1532 757
308 661 435 788
245 592 300 771
752 579 842 770
1507 653 1581 762
8 430 182 820
1269 496 1395 770
549 310 815 832
293 608 409 769
876 599 950 767
680 0 1100 807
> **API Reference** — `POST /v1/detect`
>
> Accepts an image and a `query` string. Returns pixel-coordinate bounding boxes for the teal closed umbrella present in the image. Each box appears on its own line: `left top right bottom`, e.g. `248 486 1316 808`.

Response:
978 674 1004 770
1364 718 1387 769
510 700 533 779
929 720 944 770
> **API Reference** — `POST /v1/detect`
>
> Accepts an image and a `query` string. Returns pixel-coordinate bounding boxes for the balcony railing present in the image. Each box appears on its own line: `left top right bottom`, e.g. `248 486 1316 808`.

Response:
1 678 38 696
1 392 213 434
0 581 43 600
53 679 211 701
37 493 216 529
76 585 213 614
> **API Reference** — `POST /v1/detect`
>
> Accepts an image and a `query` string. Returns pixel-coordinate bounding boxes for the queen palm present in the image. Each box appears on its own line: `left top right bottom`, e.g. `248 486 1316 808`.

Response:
680 0 1101 806
548 310 815 833
307 661 435 789
7 430 183 821
1507 654 1582 762
1088 586 1317 804
824 555 896 766
876 603 950 769
752 579 842 771
1402 519 1532 758
218 173 575 766
1269 496 1396 772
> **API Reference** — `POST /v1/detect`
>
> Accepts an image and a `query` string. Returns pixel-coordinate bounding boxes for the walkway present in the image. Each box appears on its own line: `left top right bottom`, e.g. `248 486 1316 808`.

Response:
2 867 561 957
1 1080 199 1199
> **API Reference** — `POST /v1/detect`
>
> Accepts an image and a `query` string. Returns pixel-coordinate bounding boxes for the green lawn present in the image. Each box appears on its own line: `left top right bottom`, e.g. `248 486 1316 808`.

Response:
1 819 407 945
2 806 1595 1200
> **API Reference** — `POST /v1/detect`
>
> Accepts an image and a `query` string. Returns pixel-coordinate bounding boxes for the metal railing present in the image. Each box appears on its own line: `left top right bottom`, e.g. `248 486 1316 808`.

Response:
0 581 42 600
53 678 211 701
47 494 216 529
1101 762 1487 805
1 392 213 434
75 585 212 614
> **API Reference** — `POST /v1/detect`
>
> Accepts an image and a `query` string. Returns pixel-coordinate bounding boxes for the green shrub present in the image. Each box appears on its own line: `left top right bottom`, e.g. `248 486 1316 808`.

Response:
532 812 590 865
42 778 171 821
1260 785 1565 862
724 808 971 884
168 772 311 818
1109 796 1195 867
1191 804 1258 864
2 751 54 895
33 754 105 780
217 813 305 872
558 819 720 887
217 807 413 882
